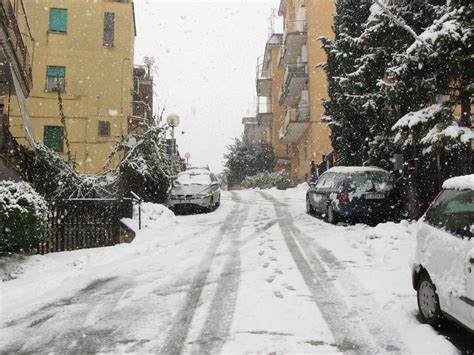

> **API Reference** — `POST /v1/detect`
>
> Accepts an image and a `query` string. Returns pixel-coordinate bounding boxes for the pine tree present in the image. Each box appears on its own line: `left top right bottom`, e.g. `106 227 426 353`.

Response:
390 0 473 172
224 136 275 186
321 0 373 166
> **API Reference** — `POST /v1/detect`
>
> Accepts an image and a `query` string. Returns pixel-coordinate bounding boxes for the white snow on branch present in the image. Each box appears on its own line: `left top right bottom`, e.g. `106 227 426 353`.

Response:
407 7 469 54
421 123 473 152
392 104 445 130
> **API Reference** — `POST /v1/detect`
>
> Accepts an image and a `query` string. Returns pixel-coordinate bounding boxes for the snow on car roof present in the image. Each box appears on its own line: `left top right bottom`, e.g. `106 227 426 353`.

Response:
326 166 388 174
442 174 474 191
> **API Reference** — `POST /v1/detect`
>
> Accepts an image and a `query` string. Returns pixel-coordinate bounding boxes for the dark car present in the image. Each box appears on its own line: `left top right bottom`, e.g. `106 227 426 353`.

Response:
306 166 396 224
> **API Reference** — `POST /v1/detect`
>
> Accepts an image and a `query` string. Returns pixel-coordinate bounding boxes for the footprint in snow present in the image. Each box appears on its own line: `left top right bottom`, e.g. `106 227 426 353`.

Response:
263 262 270 269
274 291 284 298
258 251 265 256
266 276 275 283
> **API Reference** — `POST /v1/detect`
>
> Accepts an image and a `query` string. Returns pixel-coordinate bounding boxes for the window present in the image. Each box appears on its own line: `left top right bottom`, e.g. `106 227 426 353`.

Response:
98 121 111 137
103 12 115 47
427 190 474 239
46 66 65 92
49 8 67 33
44 126 64 152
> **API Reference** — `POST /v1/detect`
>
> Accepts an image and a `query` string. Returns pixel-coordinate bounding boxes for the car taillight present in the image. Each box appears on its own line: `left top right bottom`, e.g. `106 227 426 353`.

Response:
338 191 349 203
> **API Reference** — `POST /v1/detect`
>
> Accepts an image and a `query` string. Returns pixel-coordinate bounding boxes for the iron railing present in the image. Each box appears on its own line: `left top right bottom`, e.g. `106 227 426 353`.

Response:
0 0 32 92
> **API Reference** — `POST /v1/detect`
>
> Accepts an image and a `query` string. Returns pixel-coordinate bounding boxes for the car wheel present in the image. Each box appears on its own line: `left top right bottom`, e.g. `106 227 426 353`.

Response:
326 205 339 224
417 272 443 326
306 195 314 215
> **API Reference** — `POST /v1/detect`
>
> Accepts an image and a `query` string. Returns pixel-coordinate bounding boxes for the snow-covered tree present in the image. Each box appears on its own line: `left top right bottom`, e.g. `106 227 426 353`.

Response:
224 136 275 186
389 0 473 171
107 122 176 203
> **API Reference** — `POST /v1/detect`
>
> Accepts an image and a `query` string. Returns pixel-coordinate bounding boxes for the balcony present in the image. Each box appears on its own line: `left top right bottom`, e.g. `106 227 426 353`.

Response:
256 60 272 97
280 92 310 143
279 20 307 68
0 0 33 97
256 100 272 126
279 62 308 106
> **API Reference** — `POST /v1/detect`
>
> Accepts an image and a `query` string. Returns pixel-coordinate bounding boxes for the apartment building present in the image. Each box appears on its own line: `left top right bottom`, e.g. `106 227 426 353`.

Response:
8 0 136 174
0 0 34 180
277 0 334 181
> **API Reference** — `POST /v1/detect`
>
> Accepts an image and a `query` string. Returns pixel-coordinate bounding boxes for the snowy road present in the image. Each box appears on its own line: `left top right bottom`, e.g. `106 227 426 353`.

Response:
0 187 472 353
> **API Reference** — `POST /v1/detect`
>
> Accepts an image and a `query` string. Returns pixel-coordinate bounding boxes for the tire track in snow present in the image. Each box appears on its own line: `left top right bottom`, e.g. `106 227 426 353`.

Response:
193 204 249 354
261 192 405 354
160 193 246 355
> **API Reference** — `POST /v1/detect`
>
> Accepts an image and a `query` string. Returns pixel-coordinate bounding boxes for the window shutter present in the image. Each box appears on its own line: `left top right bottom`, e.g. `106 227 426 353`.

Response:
50 8 68 32
44 126 64 152
103 12 115 47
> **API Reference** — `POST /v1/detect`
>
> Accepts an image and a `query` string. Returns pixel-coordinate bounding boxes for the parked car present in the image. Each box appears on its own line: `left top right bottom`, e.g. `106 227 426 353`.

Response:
168 168 221 211
412 174 474 332
306 166 396 224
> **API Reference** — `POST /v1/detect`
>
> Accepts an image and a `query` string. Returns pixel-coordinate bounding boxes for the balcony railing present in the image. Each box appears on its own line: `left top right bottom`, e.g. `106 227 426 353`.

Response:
282 20 307 43
280 62 308 105
256 58 273 97
0 0 33 93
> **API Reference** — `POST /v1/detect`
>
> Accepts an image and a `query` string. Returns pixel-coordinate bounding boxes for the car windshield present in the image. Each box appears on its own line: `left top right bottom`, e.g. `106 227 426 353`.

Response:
427 189 474 239
348 172 393 191
176 172 211 186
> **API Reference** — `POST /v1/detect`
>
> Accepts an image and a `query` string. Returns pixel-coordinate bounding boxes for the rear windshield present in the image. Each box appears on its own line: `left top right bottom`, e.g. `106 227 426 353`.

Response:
348 172 392 191
176 172 211 186
426 189 474 239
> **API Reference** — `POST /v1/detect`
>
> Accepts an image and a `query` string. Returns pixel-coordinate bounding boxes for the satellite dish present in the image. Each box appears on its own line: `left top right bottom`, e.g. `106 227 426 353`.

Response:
167 114 180 127
184 152 191 159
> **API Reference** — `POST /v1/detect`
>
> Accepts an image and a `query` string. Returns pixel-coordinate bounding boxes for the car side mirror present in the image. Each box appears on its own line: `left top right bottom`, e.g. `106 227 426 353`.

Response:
212 182 219 186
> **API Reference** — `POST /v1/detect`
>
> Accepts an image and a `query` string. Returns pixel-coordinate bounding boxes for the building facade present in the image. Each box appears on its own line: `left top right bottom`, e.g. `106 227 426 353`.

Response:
278 0 334 181
247 0 335 182
7 0 136 174
129 64 153 132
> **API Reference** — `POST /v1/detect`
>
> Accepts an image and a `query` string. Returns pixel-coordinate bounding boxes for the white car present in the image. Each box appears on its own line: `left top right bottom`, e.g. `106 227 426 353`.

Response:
412 174 474 332
168 168 221 211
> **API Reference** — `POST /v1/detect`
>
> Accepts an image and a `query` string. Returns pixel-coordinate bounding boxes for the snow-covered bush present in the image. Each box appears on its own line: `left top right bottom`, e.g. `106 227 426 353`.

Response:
242 171 296 190
0 181 48 253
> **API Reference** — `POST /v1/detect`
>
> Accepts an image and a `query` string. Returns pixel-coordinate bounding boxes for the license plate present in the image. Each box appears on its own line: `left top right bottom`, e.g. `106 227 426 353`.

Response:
365 193 385 200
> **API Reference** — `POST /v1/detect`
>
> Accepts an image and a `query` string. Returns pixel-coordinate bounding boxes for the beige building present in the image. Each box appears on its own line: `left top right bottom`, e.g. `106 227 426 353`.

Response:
7 0 136 174
277 0 334 181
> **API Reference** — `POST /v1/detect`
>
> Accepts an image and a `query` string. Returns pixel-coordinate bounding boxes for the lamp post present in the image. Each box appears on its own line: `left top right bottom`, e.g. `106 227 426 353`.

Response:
166 114 180 156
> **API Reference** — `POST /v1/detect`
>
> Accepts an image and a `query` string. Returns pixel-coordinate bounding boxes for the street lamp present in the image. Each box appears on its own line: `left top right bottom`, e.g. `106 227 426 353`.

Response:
166 114 180 156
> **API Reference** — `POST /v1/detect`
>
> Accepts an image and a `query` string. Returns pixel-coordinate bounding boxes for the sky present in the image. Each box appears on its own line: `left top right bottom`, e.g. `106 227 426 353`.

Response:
134 0 280 173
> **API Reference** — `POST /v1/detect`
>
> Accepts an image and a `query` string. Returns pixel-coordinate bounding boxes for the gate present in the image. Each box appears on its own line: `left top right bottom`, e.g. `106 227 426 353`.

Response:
38 198 133 254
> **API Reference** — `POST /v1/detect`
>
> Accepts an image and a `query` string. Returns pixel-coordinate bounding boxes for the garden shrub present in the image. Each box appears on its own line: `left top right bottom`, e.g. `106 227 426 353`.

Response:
0 181 48 253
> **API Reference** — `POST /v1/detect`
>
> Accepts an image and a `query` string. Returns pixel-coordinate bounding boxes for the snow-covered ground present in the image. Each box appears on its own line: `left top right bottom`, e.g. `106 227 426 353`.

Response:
0 186 471 353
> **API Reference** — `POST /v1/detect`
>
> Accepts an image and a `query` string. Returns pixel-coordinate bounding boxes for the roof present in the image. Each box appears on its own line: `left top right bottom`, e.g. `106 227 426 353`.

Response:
326 166 388 174
442 174 474 191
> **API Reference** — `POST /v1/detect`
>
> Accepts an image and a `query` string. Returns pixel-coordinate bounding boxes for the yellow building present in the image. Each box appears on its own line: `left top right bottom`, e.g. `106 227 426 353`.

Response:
277 0 334 181
8 0 136 174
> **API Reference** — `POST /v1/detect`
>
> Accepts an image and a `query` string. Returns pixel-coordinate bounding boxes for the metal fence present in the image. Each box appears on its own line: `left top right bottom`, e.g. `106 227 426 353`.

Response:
38 198 133 254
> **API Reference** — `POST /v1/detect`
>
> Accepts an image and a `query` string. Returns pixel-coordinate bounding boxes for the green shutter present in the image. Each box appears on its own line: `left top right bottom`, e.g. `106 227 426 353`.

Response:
50 8 67 32
47 66 65 77
44 126 64 152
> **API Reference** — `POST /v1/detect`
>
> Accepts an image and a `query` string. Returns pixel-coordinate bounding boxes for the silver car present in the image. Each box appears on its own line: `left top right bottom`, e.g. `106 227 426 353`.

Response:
168 168 221 211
